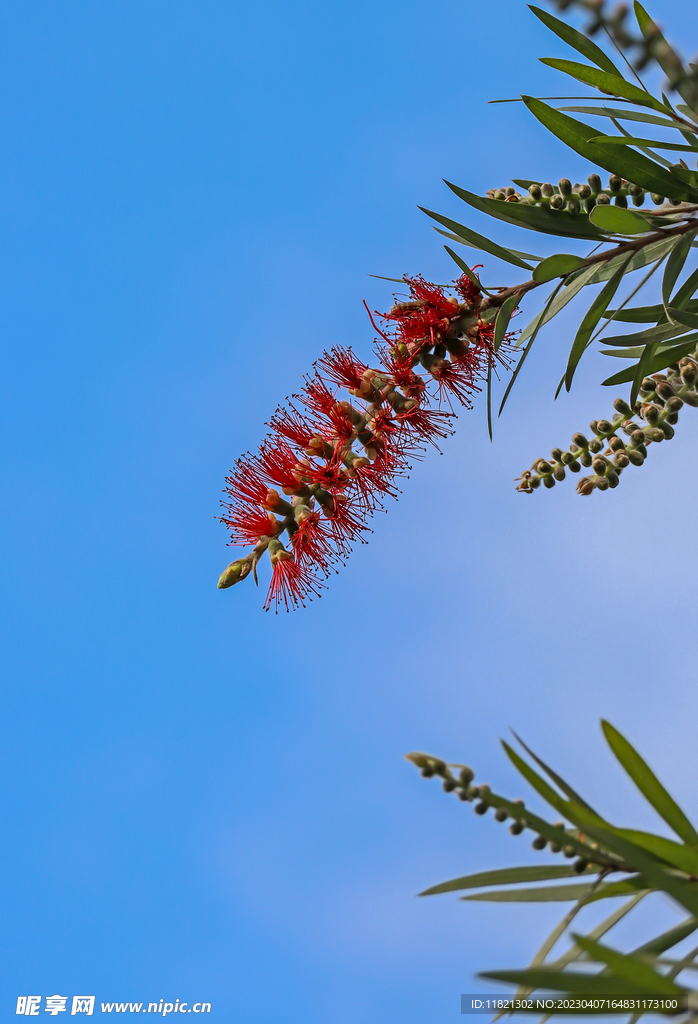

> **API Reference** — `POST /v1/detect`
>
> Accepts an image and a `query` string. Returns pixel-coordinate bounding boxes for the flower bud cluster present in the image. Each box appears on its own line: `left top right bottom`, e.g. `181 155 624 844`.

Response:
486 174 670 215
406 752 611 874
517 351 698 496
219 276 517 610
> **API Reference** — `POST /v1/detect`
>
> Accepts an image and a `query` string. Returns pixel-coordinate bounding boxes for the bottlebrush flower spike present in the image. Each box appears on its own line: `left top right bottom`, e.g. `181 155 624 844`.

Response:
218 274 516 611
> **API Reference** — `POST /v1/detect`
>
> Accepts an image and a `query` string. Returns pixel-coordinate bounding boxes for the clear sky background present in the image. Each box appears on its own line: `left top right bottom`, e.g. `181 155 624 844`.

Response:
2 0 698 1020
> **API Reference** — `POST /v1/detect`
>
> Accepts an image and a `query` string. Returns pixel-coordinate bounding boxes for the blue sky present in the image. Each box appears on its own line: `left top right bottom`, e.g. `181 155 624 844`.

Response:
2 0 698 1020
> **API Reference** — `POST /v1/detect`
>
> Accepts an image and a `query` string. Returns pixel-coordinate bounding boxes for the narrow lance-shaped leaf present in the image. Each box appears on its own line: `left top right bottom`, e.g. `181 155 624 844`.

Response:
663 231 698 315
434 227 542 263
444 181 609 240
539 58 674 117
522 98 698 202
420 208 533 270
572 934 686 994
603 299 698 323
673 266 698 308
511 731 598 812
565 254 633 391
442 245 493 296
480 967 656 995
590 135 698 152
494 294 519 352
601 722 698 845
559 106 685 129
419 863 596 897
499 281 566 416
528 7 621 76
463 882 603 903
602 338 698 386
630 341 658 408
634 2 696 111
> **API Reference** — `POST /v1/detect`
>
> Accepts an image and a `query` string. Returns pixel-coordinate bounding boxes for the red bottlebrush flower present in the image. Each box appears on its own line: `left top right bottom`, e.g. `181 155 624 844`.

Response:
263 554 325 613
291 510 336 574
315 346 368 392
222 507 279 546
268 404 317 450
428 355 480 409
257 438 305 491
218 270 515 609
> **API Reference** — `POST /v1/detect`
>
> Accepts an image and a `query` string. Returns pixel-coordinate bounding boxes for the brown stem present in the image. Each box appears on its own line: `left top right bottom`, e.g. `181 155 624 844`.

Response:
480 216 698 311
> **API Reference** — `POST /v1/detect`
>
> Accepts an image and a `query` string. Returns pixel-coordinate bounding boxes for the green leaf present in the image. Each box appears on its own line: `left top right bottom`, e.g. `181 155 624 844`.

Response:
539 59 672 116
511 731 597 812
580 236 681 286
589 135 698 152
558 106 684 129
533 253 587 282
528 7 621 76
667 307 698 330
581 877 650 904
522 98 698 202
494 294 520 352
630 341 658 408
501 742 609 829
419 864 597 897
601 339 698 384
600 346 645 358
442 245 493 296
419 208 533 270
569 813 698 918
601 322 691 346
444 182 609 240
519 264 601 345
634 2 695 111
663 232 698 312
613 830 698 876
633 918 698 956
463 883 602 902
434 227 542 263
499 282 565 416
572 934 685 994
601 722 698 846
603 299 698 322
589 204 653 234
565 255 633 390
480 967 656 995
673 267 698 308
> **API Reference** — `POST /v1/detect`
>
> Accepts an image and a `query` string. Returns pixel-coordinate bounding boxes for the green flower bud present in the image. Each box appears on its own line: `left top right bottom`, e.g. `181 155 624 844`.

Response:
595 476 610 491
529 474 541 489
628 183 643 196
509 821 525 836
606 469 620 487
549 195 565 210
532 835 547 850
682 391 698 407
584 196 597 213
563 845 576 858
467 785 480 799
656 380 676 400
578 183 591 199
459 767 474 786
665 411 679 425
551 448 564 462
609 174 622 193
543 476 556 488
613 453 629 469
588 173 602 193
567 197 580 215
631 192 645 206
645 426 665 442
609 435 625 452
442 779 456 792
614 194 628 208
541 182 555 197
537 459 553 475
661 423 675 439
474 801 489 815
572 433 589 448
573 857 590 873
592 457 607 475
494 807 508 822
680 362 697 386
596 193 610 205
553 464 566 481
505 186 516 196
627 448 645 467
559 178 572 196
597 419 613 435
642 403 660 425
613 398 632 416
580 451 593 468
494 190 506 201
650 193 664 205
528 184 542 201
588 439 603 453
